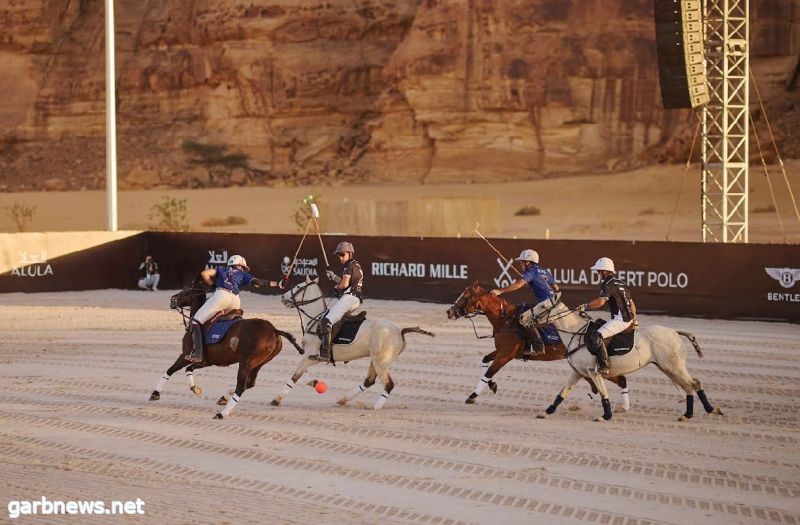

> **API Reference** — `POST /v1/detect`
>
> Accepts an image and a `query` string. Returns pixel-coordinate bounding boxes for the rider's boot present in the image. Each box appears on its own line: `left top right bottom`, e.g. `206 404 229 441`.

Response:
591 332 610 374
521 327 545 360
318 319 332 362
188 322 204 364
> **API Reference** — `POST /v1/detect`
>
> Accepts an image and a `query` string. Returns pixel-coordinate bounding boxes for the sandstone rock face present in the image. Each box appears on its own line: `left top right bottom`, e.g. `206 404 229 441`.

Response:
0 0 797 190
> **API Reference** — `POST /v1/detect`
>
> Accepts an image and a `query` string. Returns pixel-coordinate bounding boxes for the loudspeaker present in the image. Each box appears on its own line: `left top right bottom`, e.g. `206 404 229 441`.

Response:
654 0 708 109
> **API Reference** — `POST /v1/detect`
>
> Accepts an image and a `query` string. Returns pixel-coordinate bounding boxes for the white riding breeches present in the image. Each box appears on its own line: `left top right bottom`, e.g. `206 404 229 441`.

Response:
597 318 633 340
324 294 361 325
138 274 160 290
193 289 240 324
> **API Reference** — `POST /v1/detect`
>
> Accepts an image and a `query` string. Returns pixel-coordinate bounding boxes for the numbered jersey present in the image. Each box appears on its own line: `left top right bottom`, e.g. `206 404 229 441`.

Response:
342 259 363 298
599 275 634 322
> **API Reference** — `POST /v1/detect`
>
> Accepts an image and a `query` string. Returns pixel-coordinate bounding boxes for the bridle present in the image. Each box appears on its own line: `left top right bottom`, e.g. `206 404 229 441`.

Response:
170 281 210 329
282 280 332 335
449 286 517 340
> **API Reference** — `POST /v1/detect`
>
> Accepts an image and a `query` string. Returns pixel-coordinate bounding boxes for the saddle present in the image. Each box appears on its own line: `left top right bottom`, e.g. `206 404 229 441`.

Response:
321 311 367 346
585 319 636 356
203 309 244 345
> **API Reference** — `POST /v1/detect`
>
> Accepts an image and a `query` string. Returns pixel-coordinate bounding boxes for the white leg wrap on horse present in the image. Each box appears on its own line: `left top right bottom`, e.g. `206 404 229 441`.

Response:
155 374 169 392
278 381 294 397
185 370 196 388
620 389 630 411
374 392 389 410
474 376 490 396
220 393 240 417
481 362 489 374
348 384 367 400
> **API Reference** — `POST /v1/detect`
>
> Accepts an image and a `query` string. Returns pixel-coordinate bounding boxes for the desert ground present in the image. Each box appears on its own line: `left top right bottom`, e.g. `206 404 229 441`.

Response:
0 289 798 524
2 162 799 242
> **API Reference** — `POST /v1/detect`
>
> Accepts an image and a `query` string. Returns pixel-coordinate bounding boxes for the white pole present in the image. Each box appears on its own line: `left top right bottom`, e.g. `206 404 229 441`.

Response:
105 0 118 231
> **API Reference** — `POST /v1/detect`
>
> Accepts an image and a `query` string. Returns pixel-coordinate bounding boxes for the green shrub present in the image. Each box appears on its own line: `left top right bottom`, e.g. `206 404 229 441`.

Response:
149 196 188 231
292 193 322 232
8 202 36 232
514 205 541 216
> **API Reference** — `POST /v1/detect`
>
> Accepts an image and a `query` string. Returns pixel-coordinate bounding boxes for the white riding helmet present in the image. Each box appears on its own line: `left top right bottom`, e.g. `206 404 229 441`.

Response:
591 257 615 273
333 241 354 255
227 254 250 271
515 249 540 264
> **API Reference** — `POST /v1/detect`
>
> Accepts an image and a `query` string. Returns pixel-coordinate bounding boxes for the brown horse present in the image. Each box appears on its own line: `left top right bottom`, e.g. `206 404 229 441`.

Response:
149 275 304 419
446 281 629 406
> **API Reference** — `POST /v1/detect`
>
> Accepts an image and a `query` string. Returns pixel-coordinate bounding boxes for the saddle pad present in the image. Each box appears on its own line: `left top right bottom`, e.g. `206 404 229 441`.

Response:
204 317 242 345
540 324 562 345
333 318 366 345
586 319 635 356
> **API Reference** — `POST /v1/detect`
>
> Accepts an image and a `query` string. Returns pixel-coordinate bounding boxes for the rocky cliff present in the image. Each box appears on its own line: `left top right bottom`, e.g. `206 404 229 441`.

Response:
0 0 798 191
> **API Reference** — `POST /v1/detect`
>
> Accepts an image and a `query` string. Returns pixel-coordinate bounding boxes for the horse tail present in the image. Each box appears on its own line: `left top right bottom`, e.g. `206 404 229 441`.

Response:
398 327 435 355
276 329 305 355
677 330 703 358
401 327 436 339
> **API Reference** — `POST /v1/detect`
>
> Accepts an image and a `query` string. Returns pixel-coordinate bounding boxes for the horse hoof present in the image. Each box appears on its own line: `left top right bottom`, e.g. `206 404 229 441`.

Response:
678 415 691 422
337 397 348 406
593 416 609 422
308 379 318 387
213 413 223 420
568 404 581 412
712 407 724 415
488 383 498 394
465 398 476 405
190 385 202 396
536 413 549 419
615 405 628 413
270 399 281 406
216 396 227 406
149 391 160 401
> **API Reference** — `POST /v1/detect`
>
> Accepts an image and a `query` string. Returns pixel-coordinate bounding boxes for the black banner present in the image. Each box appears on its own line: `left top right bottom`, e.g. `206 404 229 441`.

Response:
2 231 798 322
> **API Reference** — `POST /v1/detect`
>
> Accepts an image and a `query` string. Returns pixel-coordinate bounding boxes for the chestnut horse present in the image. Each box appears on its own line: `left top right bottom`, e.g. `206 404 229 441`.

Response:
148 275 304 419
446 282 629 406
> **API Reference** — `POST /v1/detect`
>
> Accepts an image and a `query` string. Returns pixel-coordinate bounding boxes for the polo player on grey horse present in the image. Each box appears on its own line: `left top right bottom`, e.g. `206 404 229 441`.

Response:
319 241 364 361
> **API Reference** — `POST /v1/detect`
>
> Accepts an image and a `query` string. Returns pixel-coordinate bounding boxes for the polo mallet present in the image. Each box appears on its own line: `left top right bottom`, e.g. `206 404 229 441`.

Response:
283 217 313 284
308 199 330 270
475 222 523 278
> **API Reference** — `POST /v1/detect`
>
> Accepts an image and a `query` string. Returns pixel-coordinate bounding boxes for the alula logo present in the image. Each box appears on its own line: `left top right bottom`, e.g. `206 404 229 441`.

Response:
12 251 54 277
206 250 229 269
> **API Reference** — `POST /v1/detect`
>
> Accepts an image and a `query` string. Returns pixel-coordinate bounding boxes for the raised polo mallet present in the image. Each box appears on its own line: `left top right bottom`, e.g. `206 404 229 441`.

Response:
475 222 523 278
283 217 312 283
308 198 330 269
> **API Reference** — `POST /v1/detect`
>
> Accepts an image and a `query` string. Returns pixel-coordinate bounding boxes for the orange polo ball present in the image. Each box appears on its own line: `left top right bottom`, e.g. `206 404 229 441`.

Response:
315 381 328 394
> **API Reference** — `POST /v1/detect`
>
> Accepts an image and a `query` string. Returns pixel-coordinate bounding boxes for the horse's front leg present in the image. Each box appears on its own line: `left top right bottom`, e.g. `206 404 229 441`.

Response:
338 362 376 406
149 354 190 401
466 347 512 404
537 371 582 418
271 356 317 406
215 364 249 419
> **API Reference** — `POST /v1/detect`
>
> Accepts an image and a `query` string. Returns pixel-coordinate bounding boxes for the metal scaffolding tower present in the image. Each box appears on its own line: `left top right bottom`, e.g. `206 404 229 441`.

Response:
701 0 749 242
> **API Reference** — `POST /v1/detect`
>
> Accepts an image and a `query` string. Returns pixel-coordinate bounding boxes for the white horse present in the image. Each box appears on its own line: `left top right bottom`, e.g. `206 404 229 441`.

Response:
531 295 723 422
271 277 434 409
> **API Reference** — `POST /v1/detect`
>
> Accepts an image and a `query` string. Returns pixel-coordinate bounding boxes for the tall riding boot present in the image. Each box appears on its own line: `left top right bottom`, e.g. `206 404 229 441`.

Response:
592 333 610 374
319 319 332 361
522 327 545 359
189 323 204 363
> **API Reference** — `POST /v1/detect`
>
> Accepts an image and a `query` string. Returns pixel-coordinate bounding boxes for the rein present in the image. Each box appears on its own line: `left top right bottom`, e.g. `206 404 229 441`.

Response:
534 300 593 356
284 281 334 336
453 289 518 340
171 283 210 330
